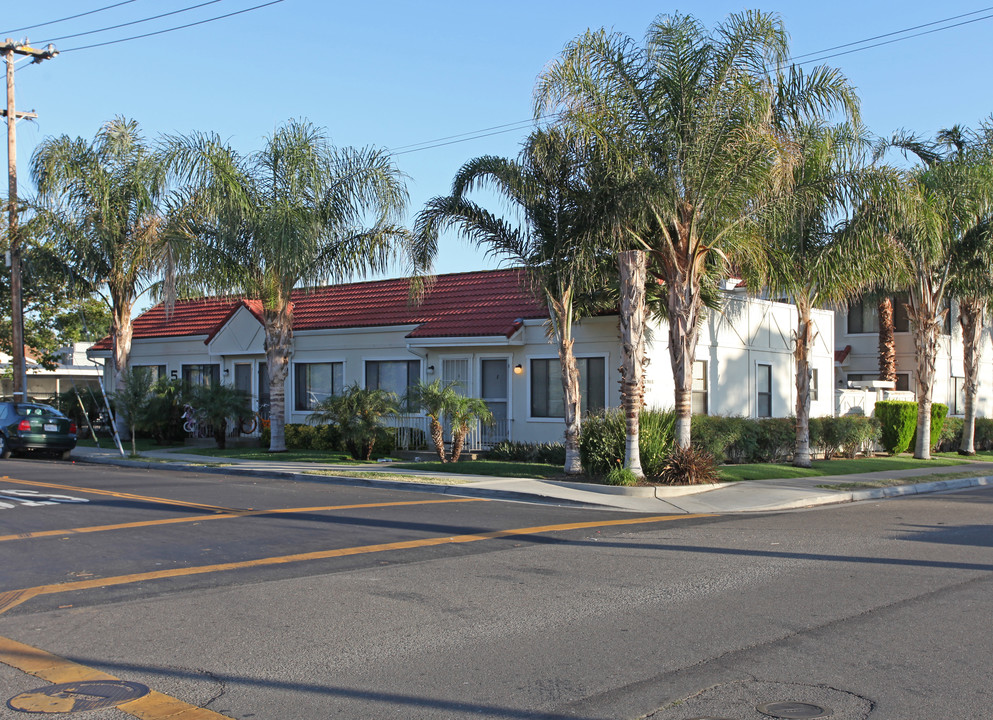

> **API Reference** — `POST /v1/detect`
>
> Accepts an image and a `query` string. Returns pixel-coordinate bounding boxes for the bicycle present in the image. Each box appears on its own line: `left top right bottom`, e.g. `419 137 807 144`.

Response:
237 404 270 435
181 404 210 438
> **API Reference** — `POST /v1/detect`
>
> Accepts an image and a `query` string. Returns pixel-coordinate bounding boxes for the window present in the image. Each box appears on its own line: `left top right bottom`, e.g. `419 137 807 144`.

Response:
756 364 772 417
366 360 420 409
692 360 708 415
952 377 965 415
530 357 605 418
810 368 819 402
132 365 166 383
182 364 220 387
294 362 344 411
847 295 910 334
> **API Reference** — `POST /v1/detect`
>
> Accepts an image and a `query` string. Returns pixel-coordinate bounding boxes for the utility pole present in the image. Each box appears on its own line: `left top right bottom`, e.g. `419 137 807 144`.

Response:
2 39 56 402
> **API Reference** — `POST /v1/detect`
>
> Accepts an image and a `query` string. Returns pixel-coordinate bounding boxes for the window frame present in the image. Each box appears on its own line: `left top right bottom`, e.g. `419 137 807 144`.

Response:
365 359 421 411
692 359 708 415
528 354 607 420
293 361 344 411
756 362 773 418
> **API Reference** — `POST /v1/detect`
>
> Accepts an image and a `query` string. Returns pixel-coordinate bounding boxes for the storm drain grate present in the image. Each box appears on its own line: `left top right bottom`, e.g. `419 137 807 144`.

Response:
757 701 832 719
7 680 150 714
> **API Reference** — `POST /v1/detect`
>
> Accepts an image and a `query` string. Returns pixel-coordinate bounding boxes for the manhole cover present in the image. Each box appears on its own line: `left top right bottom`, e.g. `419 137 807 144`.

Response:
757 702 832 719
7 680 150 714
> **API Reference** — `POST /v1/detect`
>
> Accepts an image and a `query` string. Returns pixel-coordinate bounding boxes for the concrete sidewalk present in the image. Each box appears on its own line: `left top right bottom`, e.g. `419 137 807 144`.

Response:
69 445 993 513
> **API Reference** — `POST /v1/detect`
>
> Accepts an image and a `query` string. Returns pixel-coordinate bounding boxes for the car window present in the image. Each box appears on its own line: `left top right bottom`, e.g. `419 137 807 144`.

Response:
14 404 63 419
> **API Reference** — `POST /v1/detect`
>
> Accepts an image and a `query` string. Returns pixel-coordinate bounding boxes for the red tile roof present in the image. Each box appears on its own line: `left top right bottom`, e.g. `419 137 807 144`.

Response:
91 269 548 351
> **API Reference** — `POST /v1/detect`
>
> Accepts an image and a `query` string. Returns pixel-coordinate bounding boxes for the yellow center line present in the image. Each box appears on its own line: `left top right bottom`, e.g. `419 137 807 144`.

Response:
0 497 486 543
0 476 242 513
0 513 714 616
0 635 233 719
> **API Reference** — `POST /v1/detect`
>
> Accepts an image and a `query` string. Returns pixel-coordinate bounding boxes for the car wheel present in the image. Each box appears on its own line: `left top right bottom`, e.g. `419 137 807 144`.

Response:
0 435 10 460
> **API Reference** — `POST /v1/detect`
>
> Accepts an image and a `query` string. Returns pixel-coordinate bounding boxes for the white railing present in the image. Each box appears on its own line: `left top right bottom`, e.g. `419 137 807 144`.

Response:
387 415 511 452
836 388 918 417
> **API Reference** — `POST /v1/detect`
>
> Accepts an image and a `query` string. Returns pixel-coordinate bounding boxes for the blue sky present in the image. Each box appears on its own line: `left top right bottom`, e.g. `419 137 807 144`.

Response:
6 1 993 289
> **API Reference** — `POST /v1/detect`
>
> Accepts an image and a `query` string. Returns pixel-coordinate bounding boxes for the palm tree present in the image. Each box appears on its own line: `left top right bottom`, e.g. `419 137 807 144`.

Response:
163 119 411 452
536 11 859 466
308 383 400 461
408 379 461 462
944 123 993 454
414 128 614 474
870 131 993 458
950 219 993 454
761 122 890 467
31 117 170 392
448 395 494 463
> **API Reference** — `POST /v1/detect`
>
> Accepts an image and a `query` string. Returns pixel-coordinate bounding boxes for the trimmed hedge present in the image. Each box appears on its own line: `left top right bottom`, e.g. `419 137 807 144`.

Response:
910 402 948 453
812 415 881 460
874 401 917 454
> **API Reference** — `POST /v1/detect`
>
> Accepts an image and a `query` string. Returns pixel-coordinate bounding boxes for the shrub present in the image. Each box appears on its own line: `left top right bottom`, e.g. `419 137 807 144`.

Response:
691 415 758 464
754 417 795 463
604 464 639 486
975 418 993 450
874 401 917 454
910 402 950 453
488 441 566 465
658 445 721 485
821 415 880 459
936 416 964 452
808 416 827 459
579 408 675 477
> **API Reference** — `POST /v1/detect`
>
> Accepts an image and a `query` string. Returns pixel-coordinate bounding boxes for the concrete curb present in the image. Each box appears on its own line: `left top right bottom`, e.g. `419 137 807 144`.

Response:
71 454 612 509
69 452 993 513
847 475 992 502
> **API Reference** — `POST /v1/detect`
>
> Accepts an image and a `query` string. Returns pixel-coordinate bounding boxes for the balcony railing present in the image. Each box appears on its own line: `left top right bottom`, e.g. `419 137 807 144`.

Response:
387 415 511 452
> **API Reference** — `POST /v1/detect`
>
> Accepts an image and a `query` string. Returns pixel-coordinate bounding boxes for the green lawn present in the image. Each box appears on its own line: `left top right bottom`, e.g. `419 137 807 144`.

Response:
718 455 970 482
390 460 563 480
932 449 993 460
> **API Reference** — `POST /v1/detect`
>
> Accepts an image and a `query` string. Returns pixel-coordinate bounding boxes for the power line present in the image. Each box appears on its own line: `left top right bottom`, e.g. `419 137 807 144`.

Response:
789 5 993 62
37 0 226 45
794 11 993 66
390 6 993 159
0 1 141 36
60 0 284 52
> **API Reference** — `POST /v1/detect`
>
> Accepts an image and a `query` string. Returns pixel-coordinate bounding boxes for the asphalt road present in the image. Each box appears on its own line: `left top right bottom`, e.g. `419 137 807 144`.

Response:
0 458 990 719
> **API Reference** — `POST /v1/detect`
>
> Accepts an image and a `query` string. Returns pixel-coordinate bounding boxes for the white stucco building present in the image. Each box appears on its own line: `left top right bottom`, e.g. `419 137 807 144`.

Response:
87 268 838 447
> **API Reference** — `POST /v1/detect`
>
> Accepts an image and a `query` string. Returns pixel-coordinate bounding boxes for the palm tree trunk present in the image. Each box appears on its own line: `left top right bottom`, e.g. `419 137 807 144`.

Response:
430 418 447 463
793 300 814 468
958 297 985 455
111 295 134 394
910 302 941 460
550 293 583 475
451 428 466 463
263 303 293 453
878 296 896 383
618 250 647 478
667 271 703 452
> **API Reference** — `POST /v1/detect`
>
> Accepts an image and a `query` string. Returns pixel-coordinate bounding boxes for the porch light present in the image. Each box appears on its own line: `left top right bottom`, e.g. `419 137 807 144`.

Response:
427 365 435 375
514 364 524 375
